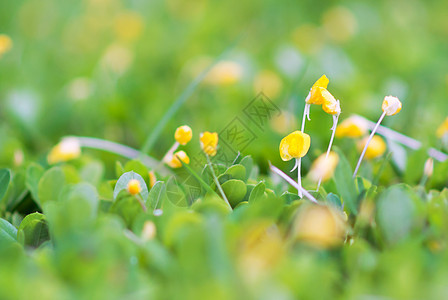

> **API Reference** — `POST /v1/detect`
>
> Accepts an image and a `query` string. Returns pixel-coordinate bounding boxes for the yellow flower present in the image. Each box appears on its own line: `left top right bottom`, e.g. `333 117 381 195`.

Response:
279 131 311 161
200 131 218 156
293 204 346 248
336 116 368 138
357 135 386 159
165 150 190 168
47 137 81 164
174 125 193 145
305 75 329 105
127 179 141 195
382 95 402 116
436 117 448 138
0 34 12 57
321 91 341 115
308 151 339 183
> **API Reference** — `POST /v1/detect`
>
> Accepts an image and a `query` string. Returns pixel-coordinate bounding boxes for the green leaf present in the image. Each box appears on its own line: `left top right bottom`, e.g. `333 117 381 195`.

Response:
326 193 342 210
110 190 145 228
114 171 148 201
80 161 104 186
240 156 254 181
26 163 45 204
280 191 301 205
17 213 50 248
181 160 218 197
124 160 149 183
147 181 167 210
166 177 187 207
0 218 18 243
37 167 66 206
224 164 246 182
333 149 358 215
0 169 11 204
221 179 247 208
248 181 266 203
376 186 416 245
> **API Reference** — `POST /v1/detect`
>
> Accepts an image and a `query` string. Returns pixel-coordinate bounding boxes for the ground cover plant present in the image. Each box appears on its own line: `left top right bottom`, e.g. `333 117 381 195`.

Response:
2 0 448 299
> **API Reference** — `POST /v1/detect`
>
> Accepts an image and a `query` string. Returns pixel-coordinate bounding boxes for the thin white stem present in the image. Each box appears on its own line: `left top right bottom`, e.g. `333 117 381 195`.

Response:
297 158 302 198
316 113 339 191
353 111 386 178
269 162 318 204
72 136 171 174
206 154 232 209
353 114 447 162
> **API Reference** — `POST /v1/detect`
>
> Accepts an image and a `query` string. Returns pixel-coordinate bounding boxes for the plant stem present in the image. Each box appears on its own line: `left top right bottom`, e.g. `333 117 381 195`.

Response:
206 154 232 209
353 111 386 178
316 113 339 191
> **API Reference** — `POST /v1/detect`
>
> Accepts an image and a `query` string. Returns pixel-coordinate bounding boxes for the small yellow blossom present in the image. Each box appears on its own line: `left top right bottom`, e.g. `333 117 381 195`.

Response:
253 70 283 99
305 75 330 105
321 91 341 115
336 116 368 138
165 150 190 168
205 61 243 85
127 179 141 195
279 131 311 161
357 135 386 159
436 117 448 138
200 132 218 156
0 34 12 57
293 204 346 248
47 137 81 164
174 125 193 145
308 151 339 183
382 95 402 116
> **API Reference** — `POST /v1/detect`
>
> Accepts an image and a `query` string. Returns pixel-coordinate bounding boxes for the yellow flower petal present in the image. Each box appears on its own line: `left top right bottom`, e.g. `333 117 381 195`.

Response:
321 91 341 115
357 135 386 159
200 132 218 156
305 75 329 105
174 125 193 145
279 131 311 161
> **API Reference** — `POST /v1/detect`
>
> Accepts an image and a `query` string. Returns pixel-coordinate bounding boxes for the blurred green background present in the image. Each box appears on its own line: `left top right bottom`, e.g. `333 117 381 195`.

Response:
1 0 448 170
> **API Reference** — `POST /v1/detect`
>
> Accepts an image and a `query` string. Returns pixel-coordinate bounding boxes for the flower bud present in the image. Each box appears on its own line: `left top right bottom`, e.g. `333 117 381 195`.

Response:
174 125 193 145
127 179 142 195
165 150 190 168
200 132 218 156
382 95 402 116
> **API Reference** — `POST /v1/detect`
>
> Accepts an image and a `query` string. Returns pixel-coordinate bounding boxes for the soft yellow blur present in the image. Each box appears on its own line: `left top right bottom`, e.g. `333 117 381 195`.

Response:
322 7 357 43
293 204 346 248
127 179 142 195
253 70 283 99
114 11 144 43
436 117 448 138
308 151 339 183
205 61 243 86
357 135 387 159
165 150 190 168
47 137 81 164
336 116 368 138
0 34 12 57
